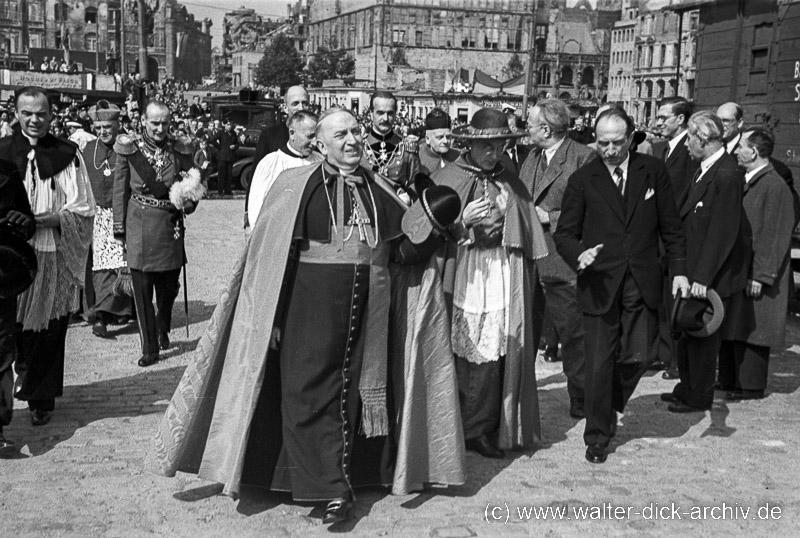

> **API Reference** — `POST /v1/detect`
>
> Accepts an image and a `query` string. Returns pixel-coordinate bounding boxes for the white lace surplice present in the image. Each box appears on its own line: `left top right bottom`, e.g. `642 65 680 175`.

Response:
451 244 511 364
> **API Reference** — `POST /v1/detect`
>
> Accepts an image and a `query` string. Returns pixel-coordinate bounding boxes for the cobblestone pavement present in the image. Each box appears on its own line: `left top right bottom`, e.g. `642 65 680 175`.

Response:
1 199 799 537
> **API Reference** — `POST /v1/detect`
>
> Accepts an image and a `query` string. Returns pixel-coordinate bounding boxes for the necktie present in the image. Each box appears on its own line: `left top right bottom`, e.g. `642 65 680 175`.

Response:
613 166 625 195
540 151 548 172
662 143 670 161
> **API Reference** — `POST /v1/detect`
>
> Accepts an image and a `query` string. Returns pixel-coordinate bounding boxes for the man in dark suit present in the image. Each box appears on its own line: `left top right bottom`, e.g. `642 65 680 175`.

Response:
720 128 795 401
188 96 203 119
554 108 689 464
253 86 310 167
193 138 212 188
662 111 747 413
212 120 239 195
717 101 800 225
521 98 596 419
650 97 699 377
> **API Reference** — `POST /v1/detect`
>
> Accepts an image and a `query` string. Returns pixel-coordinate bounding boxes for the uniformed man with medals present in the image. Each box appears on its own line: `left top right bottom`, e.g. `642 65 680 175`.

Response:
113 100 199 367
82 101 133 337
361 91 420 204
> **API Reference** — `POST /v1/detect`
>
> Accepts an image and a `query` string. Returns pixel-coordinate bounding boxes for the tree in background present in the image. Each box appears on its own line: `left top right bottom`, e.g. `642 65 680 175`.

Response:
502 53 524 80
253 34 303 92
304 46 356 87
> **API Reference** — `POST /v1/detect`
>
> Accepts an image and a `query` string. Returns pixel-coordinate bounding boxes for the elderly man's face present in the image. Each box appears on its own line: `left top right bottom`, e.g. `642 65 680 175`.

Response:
317 112 363 169
144 104 170 142
734 132 758 169
425 128 451 155
285 87 311 118
716 103 743 143
685 126 706 161
469 139 506 172
16 93 51 139
94 120 119 145
289 118 317 158
595 116 633 167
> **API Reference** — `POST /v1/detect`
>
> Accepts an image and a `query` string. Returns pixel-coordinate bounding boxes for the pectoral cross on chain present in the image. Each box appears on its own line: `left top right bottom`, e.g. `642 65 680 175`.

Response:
347 200 372 242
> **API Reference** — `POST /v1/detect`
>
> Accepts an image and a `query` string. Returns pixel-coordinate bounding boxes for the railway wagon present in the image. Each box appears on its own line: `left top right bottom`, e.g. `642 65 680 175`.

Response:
689 0 800 180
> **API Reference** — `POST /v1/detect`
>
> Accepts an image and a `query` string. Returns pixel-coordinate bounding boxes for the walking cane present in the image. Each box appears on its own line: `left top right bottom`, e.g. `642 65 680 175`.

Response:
181 212 189 338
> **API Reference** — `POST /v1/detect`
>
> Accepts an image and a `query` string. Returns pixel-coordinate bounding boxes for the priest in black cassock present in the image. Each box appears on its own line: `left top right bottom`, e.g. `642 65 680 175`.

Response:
1 87 94 427
152 109 457 525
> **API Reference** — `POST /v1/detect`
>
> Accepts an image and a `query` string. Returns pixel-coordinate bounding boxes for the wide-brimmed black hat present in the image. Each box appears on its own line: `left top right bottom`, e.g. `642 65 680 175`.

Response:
0 228 37 298
402 185 461 244
451 108 527 140
671 288 724 338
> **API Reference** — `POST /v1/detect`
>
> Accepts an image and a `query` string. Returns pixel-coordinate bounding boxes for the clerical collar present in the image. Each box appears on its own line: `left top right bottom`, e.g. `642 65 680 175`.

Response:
370 129 394 142
284 141 304 157
23 131 39 147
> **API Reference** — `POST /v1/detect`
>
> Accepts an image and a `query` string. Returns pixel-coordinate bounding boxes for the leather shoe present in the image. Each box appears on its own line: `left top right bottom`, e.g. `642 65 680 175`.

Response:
138 353 159 367
668 402 709 413
662 368 680 380
585 444 607 464
322 499 354 525
92 320 108 338
0 432 15 456
158 331 170 350
569 399 585 419
726 389 765 401
465 435 505 459
648 359 668 371
660 392 681 403
543 345 560 362
31 409 52 426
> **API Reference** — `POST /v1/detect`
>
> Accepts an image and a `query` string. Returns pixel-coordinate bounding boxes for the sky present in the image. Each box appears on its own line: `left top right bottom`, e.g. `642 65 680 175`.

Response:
179 0 293 49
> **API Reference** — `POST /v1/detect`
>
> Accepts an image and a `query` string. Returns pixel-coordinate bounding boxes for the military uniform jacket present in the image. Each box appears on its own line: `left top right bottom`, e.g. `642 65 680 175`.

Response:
113 133 193 272
361 130 420 199
83 139 117 209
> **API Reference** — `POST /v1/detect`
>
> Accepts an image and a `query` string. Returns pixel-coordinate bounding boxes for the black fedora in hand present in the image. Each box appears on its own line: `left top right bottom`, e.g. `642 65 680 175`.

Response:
0 227 37 298
671 288 724 338
402 185 461 244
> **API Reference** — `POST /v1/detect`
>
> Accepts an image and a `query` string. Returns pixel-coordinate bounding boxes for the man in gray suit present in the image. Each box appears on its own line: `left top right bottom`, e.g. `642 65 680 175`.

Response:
521 99 596 418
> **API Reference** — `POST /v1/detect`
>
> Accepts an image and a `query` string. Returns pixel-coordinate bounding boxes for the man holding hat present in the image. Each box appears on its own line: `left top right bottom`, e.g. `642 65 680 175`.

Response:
432 107 548 458
113 100 197 367
82 100 133 337
0 86 95 427
0 160 35 455
661 111 746 413
418 108 460 175
152 109 460 524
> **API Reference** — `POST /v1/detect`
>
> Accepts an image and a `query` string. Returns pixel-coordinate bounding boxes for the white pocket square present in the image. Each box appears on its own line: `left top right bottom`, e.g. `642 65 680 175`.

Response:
644 188 655 200
695 201 704 209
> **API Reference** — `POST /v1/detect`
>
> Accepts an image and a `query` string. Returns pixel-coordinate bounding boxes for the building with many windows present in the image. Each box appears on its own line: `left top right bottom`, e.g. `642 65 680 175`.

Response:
0 0 211 81
608 0 699 127
307 0 622 103
1 0 47 69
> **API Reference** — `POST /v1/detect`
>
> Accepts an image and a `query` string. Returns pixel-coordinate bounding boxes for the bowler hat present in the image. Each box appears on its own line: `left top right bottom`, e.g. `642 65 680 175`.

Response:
671 288 724 338
402 185 461 244
451 108 527 140
0 227 37 298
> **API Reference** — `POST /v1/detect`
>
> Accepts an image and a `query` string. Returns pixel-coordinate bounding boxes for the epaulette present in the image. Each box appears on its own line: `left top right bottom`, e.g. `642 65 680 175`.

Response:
173 135 194 155
403 135 419 154
114 134 138 156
